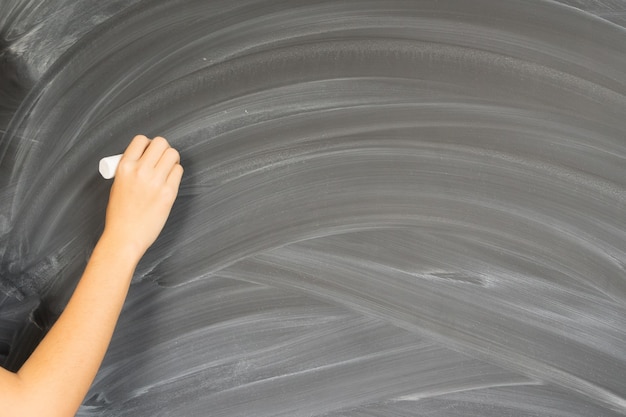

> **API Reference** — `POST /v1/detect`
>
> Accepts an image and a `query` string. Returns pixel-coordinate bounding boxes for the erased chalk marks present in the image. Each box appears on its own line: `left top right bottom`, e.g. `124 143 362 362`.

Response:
1 0 626 416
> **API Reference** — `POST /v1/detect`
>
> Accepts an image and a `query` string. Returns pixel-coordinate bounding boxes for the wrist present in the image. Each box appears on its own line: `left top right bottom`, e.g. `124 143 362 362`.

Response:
96 230 146 266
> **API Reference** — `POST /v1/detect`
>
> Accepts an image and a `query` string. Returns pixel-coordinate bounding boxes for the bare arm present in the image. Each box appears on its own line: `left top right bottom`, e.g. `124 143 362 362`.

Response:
0 135 183 417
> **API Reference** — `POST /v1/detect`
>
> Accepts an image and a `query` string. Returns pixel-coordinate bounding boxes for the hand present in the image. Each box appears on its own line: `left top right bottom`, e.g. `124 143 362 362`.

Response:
102 135 183 259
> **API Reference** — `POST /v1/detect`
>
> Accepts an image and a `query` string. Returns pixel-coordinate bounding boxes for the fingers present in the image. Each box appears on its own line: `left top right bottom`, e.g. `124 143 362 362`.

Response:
120 135 182 183
140 136 171 168
167 164 184 191
122 135 151 161
156 147 181 180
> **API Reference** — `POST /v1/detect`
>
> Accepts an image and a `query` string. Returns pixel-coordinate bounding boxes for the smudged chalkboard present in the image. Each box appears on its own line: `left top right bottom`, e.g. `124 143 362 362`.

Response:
1 0 625 416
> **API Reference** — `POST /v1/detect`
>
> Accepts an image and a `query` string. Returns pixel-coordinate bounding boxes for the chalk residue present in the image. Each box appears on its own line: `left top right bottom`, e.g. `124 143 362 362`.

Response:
1 1 625 416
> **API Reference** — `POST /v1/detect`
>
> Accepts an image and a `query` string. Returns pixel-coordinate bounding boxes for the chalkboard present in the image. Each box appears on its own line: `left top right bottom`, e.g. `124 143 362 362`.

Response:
1 1 625 416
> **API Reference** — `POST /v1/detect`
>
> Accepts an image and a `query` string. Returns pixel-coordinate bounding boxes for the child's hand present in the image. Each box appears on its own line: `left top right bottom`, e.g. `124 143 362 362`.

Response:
102 135 183 259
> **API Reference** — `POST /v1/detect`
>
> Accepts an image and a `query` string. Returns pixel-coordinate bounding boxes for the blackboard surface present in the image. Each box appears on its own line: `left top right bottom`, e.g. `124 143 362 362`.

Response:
1 1 626 416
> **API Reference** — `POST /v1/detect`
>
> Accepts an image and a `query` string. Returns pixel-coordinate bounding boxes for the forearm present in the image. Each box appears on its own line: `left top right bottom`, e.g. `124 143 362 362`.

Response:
16 234 142 417
0 135 182 416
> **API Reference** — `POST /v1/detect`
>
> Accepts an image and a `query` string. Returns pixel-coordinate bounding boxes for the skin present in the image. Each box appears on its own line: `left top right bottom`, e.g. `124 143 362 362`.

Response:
0 135 184 417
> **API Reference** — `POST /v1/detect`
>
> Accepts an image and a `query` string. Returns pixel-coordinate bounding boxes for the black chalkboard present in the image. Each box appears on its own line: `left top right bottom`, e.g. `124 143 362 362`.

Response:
1 1 625 416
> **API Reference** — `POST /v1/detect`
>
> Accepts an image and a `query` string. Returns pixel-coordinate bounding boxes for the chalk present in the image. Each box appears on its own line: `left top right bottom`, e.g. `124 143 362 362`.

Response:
99 154 123 179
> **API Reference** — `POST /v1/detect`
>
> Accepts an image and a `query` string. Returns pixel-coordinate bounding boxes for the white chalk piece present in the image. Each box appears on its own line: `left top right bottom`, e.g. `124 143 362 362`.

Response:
99 154 123 179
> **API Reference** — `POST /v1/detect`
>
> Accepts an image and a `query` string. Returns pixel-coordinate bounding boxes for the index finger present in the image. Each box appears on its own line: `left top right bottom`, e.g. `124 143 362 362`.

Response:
122 135 151 161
